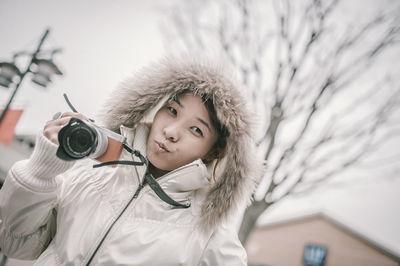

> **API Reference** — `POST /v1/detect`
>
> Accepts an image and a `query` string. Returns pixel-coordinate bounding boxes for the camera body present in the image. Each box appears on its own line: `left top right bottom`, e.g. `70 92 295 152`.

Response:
56 118 126 163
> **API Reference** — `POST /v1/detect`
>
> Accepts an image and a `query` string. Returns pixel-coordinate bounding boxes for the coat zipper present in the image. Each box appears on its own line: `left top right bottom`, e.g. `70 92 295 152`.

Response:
84 161 200 265
85 183 144 265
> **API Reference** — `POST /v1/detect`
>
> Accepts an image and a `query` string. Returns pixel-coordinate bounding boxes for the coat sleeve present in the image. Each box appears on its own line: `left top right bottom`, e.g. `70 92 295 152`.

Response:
198 225 248 266
0 132 74 260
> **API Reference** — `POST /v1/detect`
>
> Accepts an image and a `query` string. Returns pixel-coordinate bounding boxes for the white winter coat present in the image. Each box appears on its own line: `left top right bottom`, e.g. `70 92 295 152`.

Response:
0 125 247 265
0 58 261 265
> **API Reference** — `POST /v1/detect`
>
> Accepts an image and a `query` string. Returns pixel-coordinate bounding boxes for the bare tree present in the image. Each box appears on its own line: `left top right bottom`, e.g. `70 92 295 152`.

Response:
160 0 400 245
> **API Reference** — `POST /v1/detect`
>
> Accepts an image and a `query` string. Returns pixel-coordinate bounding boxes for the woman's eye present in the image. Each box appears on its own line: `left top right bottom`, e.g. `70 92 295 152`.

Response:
191 126 204 137
167 107 177 116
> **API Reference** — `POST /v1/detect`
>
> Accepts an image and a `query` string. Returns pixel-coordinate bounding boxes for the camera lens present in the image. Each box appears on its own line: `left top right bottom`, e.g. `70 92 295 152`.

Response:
62 124 97 159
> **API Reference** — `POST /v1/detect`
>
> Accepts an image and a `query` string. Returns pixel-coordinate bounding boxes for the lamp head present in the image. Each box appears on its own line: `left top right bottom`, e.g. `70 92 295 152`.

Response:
31 58 63 87
0 62 21 88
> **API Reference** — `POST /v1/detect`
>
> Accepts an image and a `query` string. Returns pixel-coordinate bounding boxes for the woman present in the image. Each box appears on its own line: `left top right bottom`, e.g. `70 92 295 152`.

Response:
0 57 261 265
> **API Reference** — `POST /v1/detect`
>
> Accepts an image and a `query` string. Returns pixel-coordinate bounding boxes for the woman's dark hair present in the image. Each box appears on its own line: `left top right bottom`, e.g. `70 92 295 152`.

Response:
201 94 230 163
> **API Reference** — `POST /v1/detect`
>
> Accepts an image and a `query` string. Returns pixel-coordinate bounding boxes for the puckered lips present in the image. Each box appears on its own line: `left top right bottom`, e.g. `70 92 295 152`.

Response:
154 140 170 153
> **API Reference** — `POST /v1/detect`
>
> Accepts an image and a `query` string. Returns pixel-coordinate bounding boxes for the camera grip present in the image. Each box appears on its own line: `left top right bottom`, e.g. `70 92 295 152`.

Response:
96 137 124 165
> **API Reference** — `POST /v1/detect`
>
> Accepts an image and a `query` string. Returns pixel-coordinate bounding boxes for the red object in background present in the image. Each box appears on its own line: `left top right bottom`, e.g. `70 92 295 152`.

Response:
0 109 24 146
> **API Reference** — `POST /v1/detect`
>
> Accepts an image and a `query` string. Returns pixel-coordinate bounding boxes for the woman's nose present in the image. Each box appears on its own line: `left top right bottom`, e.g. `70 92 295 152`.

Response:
163 125 180 142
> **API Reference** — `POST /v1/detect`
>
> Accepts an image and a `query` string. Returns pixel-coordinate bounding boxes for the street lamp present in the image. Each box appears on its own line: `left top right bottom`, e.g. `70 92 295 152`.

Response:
0 28 63 125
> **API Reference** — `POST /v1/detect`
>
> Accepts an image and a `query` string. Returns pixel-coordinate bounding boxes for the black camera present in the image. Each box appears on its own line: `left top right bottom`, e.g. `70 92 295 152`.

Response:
56 118 126 162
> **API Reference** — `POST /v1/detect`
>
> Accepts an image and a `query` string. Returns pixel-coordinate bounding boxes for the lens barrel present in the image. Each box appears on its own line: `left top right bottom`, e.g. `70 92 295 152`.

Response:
60 119 97 159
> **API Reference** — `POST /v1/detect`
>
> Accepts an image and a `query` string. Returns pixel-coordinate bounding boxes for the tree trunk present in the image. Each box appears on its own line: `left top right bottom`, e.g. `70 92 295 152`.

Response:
238 200 271 245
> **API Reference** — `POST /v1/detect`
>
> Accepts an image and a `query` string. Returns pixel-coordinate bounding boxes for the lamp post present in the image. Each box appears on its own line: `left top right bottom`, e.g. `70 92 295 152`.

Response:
0 28 63 126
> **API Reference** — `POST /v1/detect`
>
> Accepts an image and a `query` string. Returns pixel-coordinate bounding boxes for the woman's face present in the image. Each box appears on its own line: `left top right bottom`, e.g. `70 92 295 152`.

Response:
147 93 218 177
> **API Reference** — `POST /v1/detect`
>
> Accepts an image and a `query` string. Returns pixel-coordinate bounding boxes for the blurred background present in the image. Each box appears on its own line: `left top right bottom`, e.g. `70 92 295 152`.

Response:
0 0 399 265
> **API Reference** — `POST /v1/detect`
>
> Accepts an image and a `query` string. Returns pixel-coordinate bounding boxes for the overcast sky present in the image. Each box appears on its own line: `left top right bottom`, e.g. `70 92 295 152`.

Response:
0 0 170 133
1 0 399 256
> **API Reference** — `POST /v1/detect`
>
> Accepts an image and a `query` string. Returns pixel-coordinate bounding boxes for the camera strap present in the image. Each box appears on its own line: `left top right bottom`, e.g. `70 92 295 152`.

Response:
92 160 145 168
93 143 190 209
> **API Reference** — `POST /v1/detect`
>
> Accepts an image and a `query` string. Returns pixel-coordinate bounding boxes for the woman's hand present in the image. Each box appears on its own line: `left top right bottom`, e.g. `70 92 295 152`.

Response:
44 112 88 145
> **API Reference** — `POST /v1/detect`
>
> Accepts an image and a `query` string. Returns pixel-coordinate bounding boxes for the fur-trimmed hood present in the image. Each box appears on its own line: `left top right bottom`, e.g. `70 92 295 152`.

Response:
100 57 261 229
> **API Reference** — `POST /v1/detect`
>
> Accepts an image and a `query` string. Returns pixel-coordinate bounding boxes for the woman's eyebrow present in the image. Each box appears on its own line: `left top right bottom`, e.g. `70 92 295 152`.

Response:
173 98 183 107
197 118 212 133
173 98 212 133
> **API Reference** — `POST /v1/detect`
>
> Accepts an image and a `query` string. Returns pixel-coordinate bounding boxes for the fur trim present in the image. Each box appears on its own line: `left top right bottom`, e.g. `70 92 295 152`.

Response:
100 57 262 229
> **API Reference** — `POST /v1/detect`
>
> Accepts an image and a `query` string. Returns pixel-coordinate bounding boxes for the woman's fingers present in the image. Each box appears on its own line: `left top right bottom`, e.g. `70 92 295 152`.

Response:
43 123 64 145
44 112 89 145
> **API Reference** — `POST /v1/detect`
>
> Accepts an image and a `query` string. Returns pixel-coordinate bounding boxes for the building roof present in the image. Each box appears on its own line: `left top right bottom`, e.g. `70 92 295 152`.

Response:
256 210 400 262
